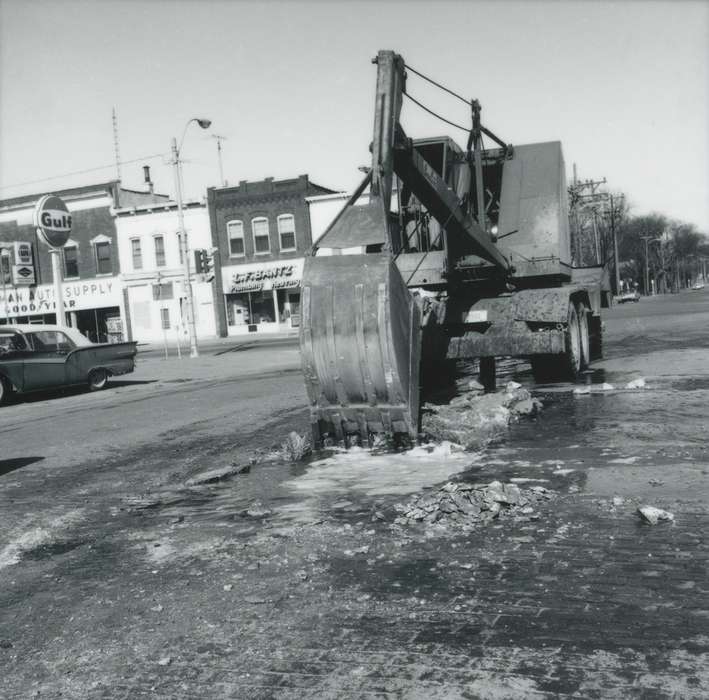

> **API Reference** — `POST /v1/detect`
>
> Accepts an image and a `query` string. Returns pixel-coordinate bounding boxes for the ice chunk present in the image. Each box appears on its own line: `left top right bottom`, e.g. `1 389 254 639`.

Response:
637 505 674 525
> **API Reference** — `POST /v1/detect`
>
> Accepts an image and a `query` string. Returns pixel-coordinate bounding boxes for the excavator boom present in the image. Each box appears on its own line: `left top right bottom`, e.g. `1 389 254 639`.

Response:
300 51 605 447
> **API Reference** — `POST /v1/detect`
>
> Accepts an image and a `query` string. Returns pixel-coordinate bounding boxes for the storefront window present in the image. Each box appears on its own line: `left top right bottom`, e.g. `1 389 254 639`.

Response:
0 254 10 284
95 242 112 275
277 289 301 327
63 246 79 278
226 290 276 326
152 282 174 300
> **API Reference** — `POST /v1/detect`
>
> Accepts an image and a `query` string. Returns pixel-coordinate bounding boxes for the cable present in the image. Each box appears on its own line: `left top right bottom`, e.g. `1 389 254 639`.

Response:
0 153 166 191
403 91 471 133
404 62 471 106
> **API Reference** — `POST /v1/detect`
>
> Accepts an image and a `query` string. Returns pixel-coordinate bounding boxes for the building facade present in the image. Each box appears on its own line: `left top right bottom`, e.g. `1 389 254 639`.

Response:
113 201 217 344
208 175 336 336
0 181 167 341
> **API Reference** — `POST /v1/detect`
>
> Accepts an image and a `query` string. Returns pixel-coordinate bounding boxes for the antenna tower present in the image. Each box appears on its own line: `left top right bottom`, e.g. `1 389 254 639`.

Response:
112 107 122 181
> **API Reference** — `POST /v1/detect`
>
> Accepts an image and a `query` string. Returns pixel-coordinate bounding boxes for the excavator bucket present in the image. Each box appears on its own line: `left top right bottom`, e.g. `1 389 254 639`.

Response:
300 254 421 447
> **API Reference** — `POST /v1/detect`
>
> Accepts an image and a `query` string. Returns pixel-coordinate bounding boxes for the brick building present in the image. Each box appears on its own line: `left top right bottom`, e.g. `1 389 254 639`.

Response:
207 175 336 336
0 180 167 341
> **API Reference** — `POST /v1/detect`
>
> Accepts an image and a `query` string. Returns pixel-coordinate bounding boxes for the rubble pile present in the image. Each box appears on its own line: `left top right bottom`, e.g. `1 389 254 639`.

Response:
393 480 553 528
421 381 542 450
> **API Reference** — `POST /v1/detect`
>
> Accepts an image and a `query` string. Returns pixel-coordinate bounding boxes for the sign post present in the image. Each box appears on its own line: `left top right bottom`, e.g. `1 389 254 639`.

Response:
34 195 72 327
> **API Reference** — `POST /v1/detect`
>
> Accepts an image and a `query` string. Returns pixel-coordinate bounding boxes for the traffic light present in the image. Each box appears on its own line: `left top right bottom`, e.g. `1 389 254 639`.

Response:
194 248 208 273
193 248 217 282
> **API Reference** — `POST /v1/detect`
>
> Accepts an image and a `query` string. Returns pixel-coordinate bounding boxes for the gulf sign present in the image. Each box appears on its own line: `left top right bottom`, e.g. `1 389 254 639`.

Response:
34 194 72 248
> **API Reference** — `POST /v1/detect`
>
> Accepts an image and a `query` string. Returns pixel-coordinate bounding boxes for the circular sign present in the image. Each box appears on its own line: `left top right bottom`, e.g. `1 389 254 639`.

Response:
34 195 72 248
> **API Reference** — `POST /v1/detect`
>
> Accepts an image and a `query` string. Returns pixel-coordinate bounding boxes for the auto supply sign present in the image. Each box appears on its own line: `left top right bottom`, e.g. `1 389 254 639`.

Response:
34 194 72 248
0 277 121 319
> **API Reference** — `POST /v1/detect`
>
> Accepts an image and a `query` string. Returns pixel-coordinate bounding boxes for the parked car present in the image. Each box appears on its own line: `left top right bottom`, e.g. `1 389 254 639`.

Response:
614 290 640 304
0 324 137 405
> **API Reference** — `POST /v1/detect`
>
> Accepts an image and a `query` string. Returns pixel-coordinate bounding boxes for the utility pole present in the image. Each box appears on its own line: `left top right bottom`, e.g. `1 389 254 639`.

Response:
608 194 623 295
172 137 199 358
568 168 607 266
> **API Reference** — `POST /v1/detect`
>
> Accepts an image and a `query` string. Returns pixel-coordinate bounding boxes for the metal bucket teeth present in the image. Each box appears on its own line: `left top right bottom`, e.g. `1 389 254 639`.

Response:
300 254 421 447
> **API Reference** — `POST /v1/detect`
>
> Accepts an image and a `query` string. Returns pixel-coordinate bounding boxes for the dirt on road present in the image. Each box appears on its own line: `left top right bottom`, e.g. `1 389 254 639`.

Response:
1 291 708 698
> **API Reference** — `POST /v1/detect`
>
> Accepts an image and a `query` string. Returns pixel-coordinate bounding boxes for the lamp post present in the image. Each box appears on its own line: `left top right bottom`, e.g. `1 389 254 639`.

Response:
171 117 211 358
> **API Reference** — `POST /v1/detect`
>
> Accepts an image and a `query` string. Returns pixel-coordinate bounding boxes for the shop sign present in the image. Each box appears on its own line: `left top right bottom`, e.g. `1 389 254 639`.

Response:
0 277 121 318
34 195 72 248
13 264 36 286
225 259 304 294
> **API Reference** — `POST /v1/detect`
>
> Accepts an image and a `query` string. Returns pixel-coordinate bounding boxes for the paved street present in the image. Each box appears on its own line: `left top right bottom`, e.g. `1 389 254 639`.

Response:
1 290 708 699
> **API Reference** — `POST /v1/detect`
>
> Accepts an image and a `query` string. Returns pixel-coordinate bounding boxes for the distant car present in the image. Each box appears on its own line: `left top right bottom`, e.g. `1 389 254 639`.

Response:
692 282 705 290
0 324 137 405
614 290 640 304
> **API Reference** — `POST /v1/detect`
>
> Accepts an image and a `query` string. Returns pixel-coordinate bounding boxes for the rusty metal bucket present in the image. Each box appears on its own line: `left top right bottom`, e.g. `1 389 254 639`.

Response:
300 254 421 446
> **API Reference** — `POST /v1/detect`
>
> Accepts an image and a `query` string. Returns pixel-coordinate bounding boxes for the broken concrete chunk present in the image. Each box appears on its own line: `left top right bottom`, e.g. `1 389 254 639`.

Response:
241 501 272 519
186 465 244 487
612 496 625 507
626 377 646 390
637 506 674 525
394 479 554 530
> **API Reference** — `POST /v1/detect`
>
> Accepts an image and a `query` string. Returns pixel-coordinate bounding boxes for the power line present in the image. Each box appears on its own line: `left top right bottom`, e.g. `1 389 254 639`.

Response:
0 153 167 191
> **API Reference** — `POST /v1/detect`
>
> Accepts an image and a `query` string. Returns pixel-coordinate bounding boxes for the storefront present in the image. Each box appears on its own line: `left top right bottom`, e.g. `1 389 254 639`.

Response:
222 259 303 335
0 276 127 343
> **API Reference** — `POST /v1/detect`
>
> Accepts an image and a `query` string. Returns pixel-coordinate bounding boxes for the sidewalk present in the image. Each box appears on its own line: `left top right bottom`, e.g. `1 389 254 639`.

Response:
131 336 302 384
135 330 299 359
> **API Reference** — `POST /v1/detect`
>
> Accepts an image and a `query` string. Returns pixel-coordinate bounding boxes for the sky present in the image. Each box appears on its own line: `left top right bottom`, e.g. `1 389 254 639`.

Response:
1 0 707 231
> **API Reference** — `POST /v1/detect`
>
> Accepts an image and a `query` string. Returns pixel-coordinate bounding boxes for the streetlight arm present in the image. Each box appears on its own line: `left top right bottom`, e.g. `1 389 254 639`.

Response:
177 117 212 156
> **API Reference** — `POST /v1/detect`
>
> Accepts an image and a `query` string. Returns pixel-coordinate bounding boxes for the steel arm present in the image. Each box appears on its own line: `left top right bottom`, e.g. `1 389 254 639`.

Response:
392 133 510 271
373 51 510 272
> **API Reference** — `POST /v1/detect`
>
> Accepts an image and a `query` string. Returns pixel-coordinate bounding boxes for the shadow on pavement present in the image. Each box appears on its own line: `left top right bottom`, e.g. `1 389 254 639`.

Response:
8 380 158 405
0 456 45 477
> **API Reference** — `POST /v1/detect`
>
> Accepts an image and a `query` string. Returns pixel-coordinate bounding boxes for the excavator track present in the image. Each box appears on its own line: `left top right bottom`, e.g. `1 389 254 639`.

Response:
300 254 421 447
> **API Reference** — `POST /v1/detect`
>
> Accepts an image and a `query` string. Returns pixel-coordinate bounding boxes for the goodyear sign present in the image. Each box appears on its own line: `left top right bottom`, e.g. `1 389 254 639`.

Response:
34 194 72 248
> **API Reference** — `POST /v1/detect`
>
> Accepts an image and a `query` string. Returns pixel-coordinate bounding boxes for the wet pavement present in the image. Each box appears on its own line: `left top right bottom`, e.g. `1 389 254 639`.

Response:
1 290 708 698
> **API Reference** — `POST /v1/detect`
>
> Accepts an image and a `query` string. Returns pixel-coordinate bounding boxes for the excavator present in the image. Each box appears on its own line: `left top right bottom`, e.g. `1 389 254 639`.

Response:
300 51 611 447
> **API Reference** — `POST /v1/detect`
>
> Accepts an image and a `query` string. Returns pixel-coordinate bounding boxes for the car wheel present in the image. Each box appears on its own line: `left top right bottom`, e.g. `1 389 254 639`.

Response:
88 369 109 391
0 376 11 405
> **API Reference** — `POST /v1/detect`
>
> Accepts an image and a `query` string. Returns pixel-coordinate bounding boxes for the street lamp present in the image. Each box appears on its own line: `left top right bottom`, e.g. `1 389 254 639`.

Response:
171 117 211 358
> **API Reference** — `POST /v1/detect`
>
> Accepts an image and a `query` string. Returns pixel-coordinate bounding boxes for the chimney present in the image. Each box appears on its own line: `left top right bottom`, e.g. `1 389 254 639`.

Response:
143 165 154 194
